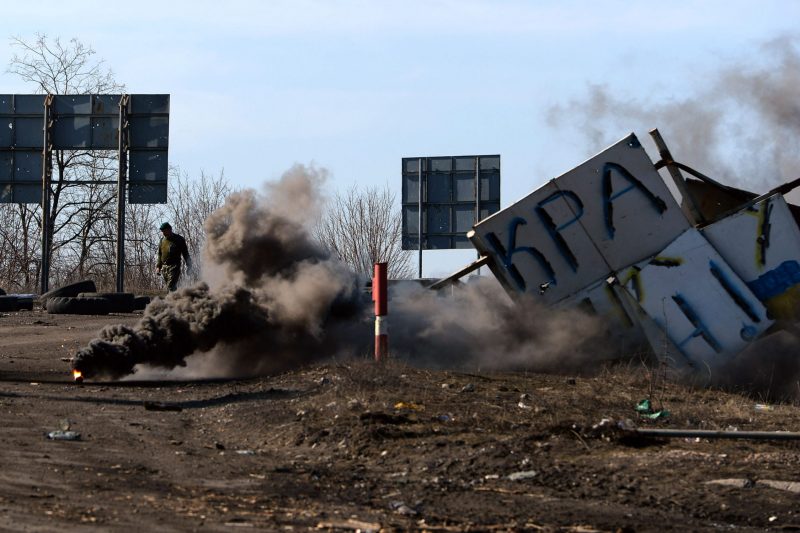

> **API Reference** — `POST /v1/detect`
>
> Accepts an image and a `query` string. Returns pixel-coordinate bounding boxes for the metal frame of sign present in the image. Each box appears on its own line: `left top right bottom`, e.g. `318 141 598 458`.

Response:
0 94 170 293
401 154 500 277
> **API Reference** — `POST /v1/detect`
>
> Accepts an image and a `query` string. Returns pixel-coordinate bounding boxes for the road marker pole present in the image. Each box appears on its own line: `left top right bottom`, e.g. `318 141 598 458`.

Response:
373 262 388 362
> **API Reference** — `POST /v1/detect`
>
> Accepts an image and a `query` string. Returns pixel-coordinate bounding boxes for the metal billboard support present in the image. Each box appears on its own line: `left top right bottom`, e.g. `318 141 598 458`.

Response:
116 95 129 293
40 94 54 294
418 157 422 279
474 156 481 273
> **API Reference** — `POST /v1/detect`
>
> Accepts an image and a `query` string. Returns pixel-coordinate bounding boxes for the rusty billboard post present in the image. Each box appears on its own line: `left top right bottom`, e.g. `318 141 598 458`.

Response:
373 262 388 362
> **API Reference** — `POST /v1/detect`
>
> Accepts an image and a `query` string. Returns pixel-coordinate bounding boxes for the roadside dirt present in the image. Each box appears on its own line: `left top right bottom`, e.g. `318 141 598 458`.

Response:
1 307 800 532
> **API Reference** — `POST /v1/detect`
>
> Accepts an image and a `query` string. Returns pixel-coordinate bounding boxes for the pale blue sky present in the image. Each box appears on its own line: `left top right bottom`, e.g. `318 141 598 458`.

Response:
2 0 798 275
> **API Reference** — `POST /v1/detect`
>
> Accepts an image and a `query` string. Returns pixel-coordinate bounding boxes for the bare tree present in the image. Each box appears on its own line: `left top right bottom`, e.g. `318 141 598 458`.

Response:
6 34 124 290
0 203 40 292
315 184 412 279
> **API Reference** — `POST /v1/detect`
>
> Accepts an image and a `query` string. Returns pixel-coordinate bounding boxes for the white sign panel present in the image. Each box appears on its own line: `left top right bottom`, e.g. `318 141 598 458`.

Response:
622 229 772 367
470 134 690 303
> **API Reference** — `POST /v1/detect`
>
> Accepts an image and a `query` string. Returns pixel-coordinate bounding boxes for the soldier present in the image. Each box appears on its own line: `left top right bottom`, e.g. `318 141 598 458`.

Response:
156 222 191 292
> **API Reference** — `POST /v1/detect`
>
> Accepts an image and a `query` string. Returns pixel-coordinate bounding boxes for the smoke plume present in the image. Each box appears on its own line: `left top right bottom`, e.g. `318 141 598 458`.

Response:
73 165 365 380
389 278 635 374
547 35 800 193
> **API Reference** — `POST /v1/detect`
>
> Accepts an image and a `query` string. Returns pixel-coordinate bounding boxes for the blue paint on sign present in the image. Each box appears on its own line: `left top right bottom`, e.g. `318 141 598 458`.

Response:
601 162 667 239
746 260 800 301
483 217 556 292
534 190 583 273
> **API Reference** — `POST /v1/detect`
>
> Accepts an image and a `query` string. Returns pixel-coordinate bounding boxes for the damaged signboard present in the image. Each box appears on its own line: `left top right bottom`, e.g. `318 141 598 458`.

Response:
464 132 800 372
469 134 690 304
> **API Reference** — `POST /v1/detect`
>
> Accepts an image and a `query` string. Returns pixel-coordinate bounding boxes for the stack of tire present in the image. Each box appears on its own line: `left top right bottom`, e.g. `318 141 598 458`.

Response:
42 280 151 315
0 288 34 312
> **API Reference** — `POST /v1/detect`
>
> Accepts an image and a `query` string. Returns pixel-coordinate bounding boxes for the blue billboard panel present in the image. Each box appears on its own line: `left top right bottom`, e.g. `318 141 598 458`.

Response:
401 154 500 250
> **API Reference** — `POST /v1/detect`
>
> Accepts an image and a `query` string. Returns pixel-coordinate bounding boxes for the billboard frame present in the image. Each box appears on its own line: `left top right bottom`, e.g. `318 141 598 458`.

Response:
401 154 500 277
0 94 169 293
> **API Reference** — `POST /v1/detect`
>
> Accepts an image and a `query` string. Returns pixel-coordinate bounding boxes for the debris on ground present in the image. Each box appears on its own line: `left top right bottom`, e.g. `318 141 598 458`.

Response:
45 430 81 441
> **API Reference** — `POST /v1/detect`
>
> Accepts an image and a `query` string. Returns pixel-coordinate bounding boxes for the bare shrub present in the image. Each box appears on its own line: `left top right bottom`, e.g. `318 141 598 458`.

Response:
314 184 412 279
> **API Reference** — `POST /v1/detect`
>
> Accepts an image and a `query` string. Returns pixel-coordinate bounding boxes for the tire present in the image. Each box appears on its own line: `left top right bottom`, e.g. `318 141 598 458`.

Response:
0 296 18 312
47 296 110 315
133 295 151 311
40 280 97 309
95 292 135 313
16 297 33 311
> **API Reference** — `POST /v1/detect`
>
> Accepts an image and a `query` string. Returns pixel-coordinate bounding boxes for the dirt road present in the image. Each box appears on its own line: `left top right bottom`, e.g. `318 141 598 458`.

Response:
1 308 799 532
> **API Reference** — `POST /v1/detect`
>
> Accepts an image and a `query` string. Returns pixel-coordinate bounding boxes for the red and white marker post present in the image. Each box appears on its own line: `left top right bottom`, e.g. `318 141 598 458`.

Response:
372 262 388 362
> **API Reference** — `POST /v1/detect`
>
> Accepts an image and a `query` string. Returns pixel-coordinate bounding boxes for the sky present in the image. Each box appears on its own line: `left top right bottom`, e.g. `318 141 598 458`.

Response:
1 0 799 276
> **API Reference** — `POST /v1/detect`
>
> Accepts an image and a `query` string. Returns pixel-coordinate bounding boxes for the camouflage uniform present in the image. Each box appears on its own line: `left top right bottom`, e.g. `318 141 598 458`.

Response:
157 233 190 292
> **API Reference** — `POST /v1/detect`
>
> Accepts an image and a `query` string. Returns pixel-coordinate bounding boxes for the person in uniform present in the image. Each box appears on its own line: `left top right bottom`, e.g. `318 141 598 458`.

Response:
156 222 191 292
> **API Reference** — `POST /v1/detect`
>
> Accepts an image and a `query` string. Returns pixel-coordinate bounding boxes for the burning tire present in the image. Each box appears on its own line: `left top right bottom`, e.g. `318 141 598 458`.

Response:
47 296 110 315
0 295 18 312
40 280 97 309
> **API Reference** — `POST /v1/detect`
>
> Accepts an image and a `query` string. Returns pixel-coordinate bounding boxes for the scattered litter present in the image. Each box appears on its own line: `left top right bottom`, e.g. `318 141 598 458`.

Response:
316 519 381 532
484 474 500 480
236 450 256 456
460 383 475 393
519 393 531 401
757 480 800 494
317 376 331 386
388 501 417 516
517 402 532 410
46 430 80 441
215 442 226 450
705 478 753 489
508 470 537 481
60 357 73 363
754 403 774 412
394 401 424 411
635 399 669 420
59 419 71 431
435 414 452 423
770 516 778 522
143 401 183 412
441 383 451 389
565 378 577 385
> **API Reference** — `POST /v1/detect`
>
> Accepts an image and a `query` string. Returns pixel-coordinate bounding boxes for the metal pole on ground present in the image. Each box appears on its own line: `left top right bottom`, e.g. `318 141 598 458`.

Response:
373 262 388 362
